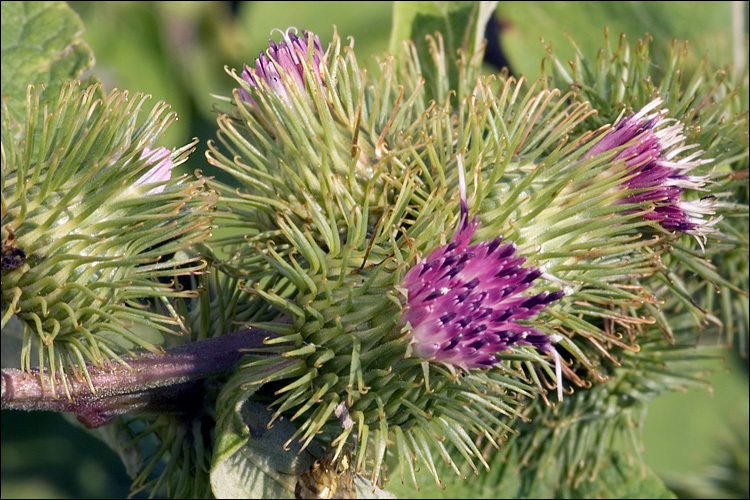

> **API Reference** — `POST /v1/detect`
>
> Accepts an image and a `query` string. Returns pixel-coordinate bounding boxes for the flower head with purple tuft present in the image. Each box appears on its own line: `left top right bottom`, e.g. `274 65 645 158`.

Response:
239 27 325 106
588 98 719 248
399 156 565 400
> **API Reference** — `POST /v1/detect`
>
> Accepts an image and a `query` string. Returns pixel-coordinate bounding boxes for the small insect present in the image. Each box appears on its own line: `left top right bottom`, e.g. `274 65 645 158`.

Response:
1 228 27 271
295 449 356 499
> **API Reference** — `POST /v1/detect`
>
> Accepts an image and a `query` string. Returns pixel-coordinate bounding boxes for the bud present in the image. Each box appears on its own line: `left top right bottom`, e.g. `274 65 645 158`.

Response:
239 27 326 106
132 146 174 194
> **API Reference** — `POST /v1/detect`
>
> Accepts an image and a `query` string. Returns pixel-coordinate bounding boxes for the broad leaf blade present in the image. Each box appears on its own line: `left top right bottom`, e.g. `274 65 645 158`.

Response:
1 1 94 125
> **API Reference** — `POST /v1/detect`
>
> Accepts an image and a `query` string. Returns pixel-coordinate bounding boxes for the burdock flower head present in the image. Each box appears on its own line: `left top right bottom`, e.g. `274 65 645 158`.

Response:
132 146 174 194
400 158 565 399
588 98 719 245
239 27 325 106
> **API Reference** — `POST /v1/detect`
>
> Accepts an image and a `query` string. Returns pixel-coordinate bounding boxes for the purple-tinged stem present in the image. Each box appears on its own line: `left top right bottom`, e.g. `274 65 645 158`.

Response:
1 328 282 428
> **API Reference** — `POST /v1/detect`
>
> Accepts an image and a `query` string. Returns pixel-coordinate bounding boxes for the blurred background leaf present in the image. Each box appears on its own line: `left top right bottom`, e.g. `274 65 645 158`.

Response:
1 412 134 498
66 0 394 164
493 1 743 81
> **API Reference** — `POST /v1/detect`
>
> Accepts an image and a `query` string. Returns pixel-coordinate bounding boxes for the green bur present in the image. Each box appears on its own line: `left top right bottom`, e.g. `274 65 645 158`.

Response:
1 81 217 393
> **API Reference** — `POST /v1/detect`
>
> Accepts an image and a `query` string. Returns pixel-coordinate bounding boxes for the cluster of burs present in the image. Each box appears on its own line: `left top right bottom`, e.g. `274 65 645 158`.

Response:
2 20 747 499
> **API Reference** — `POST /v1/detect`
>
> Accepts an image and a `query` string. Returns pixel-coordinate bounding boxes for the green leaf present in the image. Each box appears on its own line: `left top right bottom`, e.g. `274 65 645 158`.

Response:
0 1 94 125
496 1 735 81
390 0 497 101
210 400 320 499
